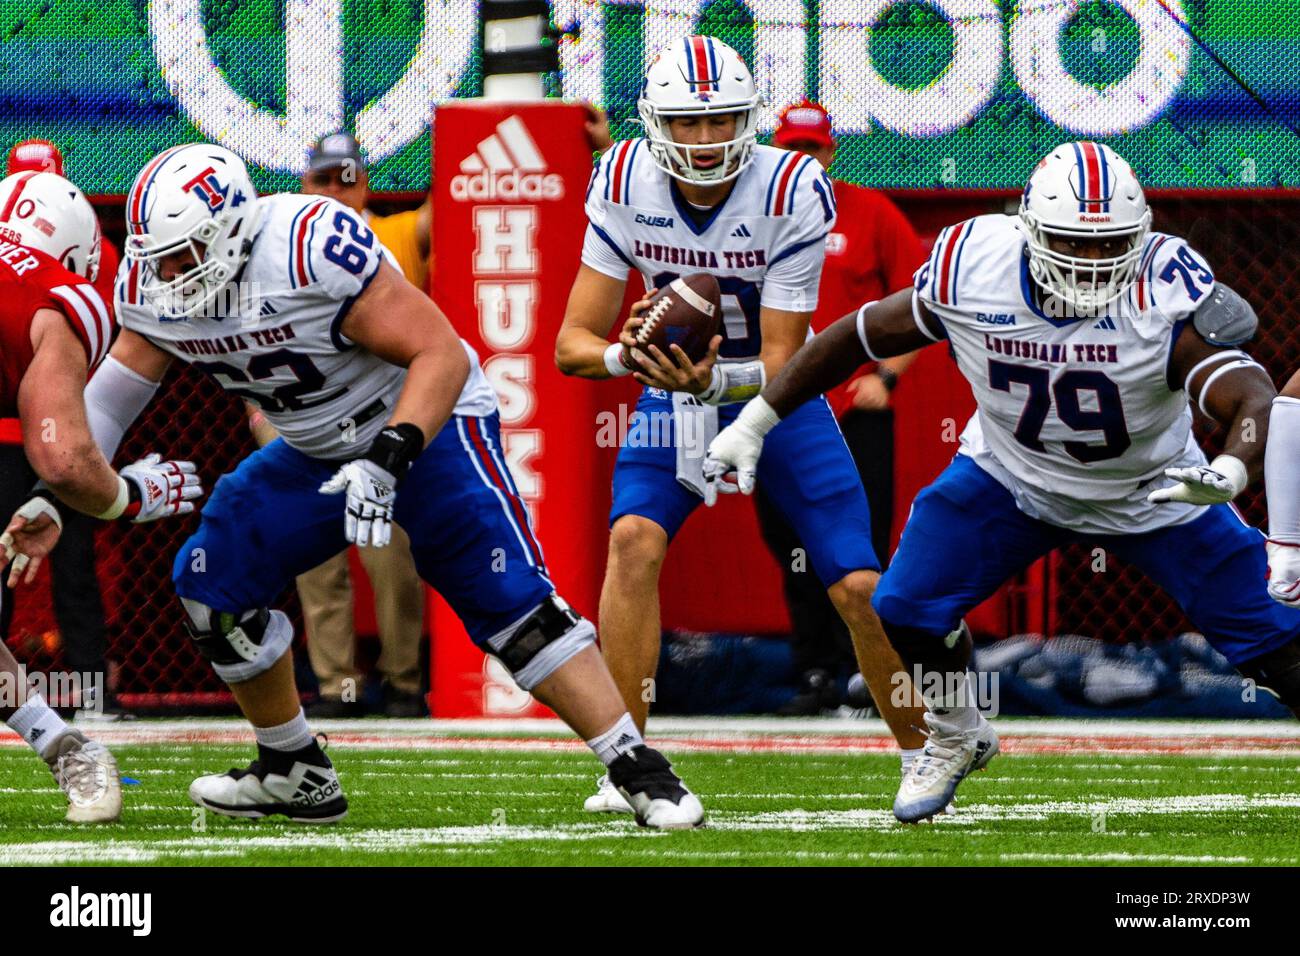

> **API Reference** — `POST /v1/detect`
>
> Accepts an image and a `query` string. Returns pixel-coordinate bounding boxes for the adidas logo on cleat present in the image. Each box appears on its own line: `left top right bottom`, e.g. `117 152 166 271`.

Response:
293 768 341 807
451 116 563 202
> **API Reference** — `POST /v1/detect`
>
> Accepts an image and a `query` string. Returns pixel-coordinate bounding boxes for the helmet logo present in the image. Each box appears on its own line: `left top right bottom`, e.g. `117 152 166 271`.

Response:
182 166 230 210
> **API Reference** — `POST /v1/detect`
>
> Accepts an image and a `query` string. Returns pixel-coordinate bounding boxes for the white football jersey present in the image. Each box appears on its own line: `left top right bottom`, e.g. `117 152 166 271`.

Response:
581 141 836 362
912 213 1220 534
116 193 495 459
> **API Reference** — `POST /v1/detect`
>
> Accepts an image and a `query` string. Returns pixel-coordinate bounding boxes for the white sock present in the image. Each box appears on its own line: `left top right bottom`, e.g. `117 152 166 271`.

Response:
586 713 643 767
254 709 313 752
901 747 924 774
6 695 69 758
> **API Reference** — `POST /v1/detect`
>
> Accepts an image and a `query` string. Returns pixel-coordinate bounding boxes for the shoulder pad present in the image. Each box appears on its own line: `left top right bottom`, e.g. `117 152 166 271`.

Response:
1192 283 1258 347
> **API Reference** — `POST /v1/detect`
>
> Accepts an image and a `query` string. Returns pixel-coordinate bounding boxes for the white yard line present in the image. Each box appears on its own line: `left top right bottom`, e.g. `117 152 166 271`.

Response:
1 792 1294 866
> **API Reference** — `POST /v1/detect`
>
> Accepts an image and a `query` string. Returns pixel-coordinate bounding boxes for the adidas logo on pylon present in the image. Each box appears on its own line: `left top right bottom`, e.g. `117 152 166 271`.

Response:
450 116 565 202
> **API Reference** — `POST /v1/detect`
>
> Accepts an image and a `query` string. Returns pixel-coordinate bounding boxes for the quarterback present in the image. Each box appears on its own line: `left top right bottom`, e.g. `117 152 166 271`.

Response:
706 142 1300 821
8 144 702 829
0 170 200 823
556 36 929 816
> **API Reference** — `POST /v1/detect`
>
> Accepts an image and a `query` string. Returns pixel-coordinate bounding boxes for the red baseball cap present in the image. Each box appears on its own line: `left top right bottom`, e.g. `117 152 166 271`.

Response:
773 99 834 149
6 139 64 177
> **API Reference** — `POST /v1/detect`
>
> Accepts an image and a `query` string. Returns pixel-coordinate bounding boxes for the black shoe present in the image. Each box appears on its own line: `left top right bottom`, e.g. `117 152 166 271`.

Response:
382 684 427 718
607 745 704 829
777 668 841 716
188 738 348 823
306 696 367 719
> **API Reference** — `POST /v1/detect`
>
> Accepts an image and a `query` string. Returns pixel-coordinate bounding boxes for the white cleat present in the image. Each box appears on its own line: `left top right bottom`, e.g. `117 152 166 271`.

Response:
893 712 999 824
46 732 122 824
583 774 634 814
189 742 347 823
607 745 705 830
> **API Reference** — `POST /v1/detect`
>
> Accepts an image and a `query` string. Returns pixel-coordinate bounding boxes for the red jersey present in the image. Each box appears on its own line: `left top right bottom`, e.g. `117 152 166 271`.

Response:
94 238 120 314
815 181 924 416
0 239 113 416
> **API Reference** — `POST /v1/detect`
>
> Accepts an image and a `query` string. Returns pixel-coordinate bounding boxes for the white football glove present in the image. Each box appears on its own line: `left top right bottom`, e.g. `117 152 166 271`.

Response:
1266 540 1300 609
319 459 397 547
701 396 781 507
120 454 204 522
1146 455 1247 505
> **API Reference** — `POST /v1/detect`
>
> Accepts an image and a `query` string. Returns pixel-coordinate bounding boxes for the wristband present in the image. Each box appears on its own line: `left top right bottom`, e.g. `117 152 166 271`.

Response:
699 360 766 405
95 475 132 520
365 423 426 482
1209 454 1248 497
877 366 899 391
735 395 781 439
604 342 635 378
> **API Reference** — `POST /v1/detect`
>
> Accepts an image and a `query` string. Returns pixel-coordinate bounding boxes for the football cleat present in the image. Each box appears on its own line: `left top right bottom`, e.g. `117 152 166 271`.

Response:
45 731 122 823
189 739 347 823
607 745 704 830
893 712 999 824
583 773 634 814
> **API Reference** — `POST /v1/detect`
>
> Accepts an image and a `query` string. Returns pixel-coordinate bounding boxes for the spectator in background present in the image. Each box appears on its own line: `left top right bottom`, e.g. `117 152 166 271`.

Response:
753 100 927 715
247 133 427 717
0 140 121 720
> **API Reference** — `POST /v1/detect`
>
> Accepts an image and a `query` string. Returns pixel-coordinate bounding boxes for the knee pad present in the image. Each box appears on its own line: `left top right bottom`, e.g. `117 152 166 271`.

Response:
486 594 596 691
181 599 294 685
881 617 972 674
1238 639 1300 718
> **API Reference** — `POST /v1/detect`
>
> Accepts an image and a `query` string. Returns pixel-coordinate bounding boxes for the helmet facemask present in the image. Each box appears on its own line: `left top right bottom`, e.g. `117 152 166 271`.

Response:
638 100 761 186
1021 209 1150 317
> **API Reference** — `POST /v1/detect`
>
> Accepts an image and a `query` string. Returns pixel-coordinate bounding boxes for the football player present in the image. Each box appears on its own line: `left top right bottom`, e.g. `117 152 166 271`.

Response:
2 144 703 828
0 171 200 822
705 142 1300 821
556 36 931 816
1265 372 1300 612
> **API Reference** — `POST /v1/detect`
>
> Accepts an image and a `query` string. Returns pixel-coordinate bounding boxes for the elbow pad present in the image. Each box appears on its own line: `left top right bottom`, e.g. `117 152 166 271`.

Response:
1193 283 1258 347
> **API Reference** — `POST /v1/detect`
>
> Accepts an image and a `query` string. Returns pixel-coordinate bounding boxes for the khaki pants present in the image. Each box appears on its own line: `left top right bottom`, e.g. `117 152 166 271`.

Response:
299 524 424 698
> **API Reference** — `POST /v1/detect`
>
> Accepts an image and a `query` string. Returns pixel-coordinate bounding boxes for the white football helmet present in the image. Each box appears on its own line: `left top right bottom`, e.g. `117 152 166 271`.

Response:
637 36 762 186
0 172 101 281
1019 141 1151 315
124 144 262 318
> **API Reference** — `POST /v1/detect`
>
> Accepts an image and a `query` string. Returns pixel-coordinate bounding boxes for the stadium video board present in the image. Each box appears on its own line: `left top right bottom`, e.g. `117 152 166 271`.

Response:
0 0 1295 192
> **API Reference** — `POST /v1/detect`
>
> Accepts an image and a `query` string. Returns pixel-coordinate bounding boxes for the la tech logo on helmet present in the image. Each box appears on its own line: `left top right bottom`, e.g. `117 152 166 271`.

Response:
182 167 233 211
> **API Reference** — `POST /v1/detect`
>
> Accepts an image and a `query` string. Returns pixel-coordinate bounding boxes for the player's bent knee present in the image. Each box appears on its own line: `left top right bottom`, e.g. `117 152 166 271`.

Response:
484 594 596 692
181 599 294 685
607 516 668 577
1237 638 1300 717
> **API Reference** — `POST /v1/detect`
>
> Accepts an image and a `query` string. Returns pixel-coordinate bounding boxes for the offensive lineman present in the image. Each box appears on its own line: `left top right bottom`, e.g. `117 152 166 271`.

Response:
705 142 1300 821
8 144 703 828
0 171 201 822
556 36 931 815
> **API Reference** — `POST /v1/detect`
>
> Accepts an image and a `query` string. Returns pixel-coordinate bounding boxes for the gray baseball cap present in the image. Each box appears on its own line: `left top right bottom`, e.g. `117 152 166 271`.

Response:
306 132 363 173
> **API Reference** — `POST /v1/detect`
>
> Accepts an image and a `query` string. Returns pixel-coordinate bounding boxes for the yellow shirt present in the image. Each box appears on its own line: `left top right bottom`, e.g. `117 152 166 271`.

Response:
368 208 429 291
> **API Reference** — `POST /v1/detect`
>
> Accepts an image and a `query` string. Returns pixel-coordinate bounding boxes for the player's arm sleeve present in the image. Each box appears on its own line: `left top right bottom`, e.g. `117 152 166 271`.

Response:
42 279 114 371
761 160 836 312
301 199 387 349
1143 236 1217 325
580 143 637 279
82 354 160 461
1267 395 1300 542
908 219 981 342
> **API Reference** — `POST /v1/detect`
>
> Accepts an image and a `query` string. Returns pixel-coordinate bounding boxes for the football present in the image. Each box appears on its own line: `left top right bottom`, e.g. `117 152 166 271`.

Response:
629 273 722 368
